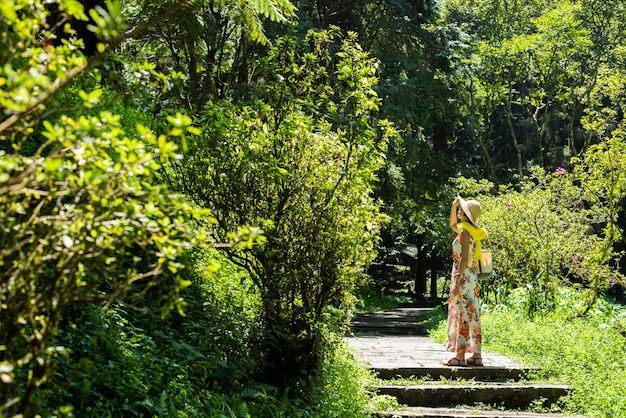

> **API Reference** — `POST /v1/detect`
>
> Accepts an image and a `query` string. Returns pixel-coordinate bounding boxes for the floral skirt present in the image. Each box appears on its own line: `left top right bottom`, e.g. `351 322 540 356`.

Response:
446 268 482 353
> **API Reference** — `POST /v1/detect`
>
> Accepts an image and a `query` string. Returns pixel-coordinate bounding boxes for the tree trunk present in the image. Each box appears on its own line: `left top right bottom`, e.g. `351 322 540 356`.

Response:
506 89 524 175
416 246 427 297
430 253 439 299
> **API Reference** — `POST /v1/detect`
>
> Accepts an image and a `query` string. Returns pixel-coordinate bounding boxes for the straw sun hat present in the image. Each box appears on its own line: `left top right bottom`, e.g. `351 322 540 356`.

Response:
458 196 482 226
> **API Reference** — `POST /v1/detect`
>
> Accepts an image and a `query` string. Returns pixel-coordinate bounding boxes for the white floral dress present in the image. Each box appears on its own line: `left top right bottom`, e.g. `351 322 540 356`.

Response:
446 231 482 354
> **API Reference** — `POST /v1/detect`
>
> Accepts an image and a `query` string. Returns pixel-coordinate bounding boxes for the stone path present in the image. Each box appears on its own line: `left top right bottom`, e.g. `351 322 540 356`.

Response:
344 306 581 418
345 306 527 375
345 334 522 370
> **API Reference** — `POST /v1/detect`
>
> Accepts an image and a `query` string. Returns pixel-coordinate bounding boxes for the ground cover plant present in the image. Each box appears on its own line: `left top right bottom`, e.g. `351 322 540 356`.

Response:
430 290 626 418
356 285 415 311
32 247 386 417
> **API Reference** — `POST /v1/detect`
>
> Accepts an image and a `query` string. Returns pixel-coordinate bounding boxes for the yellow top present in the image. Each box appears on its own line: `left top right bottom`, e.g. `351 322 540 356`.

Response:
459 221 488 261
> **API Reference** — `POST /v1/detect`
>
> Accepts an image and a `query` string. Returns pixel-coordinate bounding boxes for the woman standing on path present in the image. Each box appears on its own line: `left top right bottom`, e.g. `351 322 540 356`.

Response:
444 196 487 367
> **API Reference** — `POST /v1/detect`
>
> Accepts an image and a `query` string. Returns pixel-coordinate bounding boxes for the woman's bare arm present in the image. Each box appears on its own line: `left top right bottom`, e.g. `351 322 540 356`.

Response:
450 197 461 233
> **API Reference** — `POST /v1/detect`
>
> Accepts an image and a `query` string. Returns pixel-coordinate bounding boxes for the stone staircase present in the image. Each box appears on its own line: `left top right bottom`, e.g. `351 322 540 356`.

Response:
345 305 580 418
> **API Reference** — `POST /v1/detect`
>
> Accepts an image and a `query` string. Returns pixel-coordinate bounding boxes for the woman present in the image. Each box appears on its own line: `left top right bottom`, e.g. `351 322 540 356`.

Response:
444 196 487 367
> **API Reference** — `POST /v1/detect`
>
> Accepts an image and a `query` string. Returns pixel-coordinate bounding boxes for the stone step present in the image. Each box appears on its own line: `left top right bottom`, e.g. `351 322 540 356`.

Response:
373 365 538 381
344 335 525 374
349 307 434 335
350 324 427 335
375 383 571 409
346 309 575 417
373 406 582 417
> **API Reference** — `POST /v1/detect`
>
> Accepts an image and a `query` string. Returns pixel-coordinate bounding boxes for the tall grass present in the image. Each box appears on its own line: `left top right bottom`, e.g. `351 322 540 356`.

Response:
429 289 626 417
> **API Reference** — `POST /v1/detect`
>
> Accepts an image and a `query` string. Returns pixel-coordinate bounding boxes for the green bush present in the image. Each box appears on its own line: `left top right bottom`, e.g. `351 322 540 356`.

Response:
167 28 393 385
36 249 255 417
0 107 208 415
0 2 211 413
37 249 384 418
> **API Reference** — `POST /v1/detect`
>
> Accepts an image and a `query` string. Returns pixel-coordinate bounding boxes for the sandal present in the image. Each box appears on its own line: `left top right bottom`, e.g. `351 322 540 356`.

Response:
443 357 467 367
466 356 483 367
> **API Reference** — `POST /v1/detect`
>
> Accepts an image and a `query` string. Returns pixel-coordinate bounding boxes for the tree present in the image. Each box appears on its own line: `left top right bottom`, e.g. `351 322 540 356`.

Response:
441 0 626 180
167 28 392 383
122 0 297 109
296 1 466 296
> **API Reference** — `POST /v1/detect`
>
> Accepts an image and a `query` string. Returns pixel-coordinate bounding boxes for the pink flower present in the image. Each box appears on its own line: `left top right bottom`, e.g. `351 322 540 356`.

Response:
572 255 579 264
556 167 566 174
506 202 513 210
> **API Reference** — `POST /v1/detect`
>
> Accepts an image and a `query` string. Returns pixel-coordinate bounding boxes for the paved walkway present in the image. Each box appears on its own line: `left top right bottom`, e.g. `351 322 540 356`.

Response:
344 334 522 370
344 306 526 376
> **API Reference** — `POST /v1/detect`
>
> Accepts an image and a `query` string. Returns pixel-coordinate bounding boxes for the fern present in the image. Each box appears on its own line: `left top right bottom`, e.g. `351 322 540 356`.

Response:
215 0 297 45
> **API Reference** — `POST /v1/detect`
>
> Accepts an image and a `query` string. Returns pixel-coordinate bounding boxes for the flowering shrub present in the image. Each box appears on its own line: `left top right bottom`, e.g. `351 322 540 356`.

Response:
455 165 621 315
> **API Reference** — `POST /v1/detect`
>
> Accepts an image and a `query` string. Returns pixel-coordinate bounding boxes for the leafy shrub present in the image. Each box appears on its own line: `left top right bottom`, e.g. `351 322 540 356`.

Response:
35 248 255 417
38 249 384 418
0 108 209 415
0 1 209 413
167 28 393 385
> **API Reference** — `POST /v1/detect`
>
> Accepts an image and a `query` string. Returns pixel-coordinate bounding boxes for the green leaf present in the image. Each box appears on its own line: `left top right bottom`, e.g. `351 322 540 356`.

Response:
0 2 17 23
59 0 87 20
78 89 102 108
43 159 64 172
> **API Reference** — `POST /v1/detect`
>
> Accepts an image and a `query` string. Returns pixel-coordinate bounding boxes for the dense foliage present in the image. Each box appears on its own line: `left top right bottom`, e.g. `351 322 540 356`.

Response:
1 0 389 415
20 248 383 417
0 1 211 414
3 0 626 415
376 0 626 292
471 167 619 314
